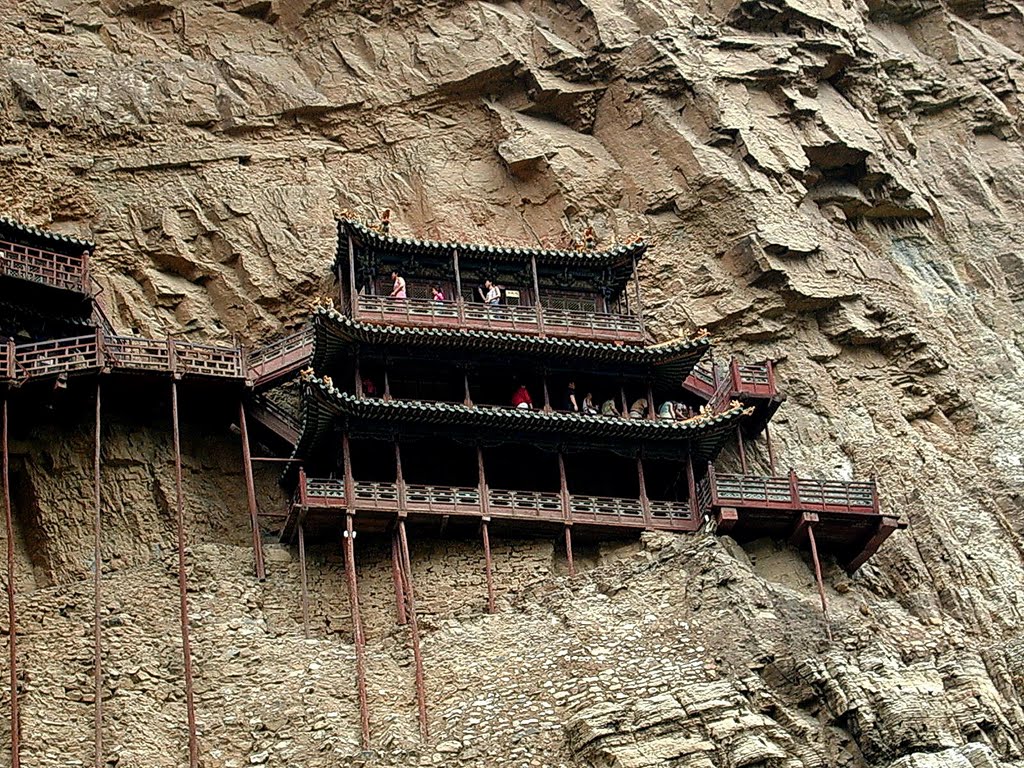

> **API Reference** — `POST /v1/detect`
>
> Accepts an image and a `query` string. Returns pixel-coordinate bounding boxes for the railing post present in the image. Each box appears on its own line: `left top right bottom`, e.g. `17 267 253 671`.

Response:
6 340 14 380
870 474 880 515
168 337 177 378
631 255 646 340
530 253 545 337
477 445 489 517
730 358 741 393
95 327 105 370
637 455 652 528
395 438 407 512
789 468 799 508
298 466 309 507
557 451 570 521
686 450 697 520
766 359 777 396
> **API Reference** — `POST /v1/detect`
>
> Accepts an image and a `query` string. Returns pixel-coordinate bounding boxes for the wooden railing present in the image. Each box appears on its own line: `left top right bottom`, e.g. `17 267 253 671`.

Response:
2 331 244 383
0 239 88 294
683 358 778 401
247 327 314 386
354 295 644 342
298 477 693 529
700 466 879 516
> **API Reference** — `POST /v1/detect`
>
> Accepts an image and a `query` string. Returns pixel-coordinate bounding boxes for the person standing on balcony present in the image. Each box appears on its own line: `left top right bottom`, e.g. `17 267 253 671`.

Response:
390 270 407 299
581 392 598 415
562 380 579 412
431 285 445 301
511 382 533 410
479 279 501 306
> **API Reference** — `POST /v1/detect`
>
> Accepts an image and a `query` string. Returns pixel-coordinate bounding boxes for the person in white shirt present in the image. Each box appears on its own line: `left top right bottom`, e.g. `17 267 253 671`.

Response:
390 270 407 299
479 279 500 305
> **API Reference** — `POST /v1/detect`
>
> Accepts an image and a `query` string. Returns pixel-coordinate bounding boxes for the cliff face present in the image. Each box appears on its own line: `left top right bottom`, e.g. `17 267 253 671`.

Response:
2 0 1024 765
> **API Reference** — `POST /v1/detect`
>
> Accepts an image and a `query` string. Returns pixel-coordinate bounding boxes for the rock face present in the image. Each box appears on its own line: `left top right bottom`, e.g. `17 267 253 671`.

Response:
2 0 1024 766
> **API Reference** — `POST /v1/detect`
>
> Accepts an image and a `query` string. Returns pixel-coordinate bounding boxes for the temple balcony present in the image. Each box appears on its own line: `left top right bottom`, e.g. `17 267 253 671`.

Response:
352 295 646 343
0 331 245 384
1 216 93 296
682 357 784 437
697 465 904 573
284 473 697 540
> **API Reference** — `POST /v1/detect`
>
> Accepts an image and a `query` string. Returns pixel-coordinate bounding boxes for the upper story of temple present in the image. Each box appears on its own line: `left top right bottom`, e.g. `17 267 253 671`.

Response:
334 219 650 344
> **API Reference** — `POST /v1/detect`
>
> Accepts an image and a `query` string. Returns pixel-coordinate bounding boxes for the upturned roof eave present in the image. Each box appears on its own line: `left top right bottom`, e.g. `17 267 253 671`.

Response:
0 215 96 251
335 219 647 268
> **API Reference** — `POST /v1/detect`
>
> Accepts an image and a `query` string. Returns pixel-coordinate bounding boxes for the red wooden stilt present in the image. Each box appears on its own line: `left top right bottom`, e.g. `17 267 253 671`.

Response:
3 399 20 768
298 518 309 638
765 423 777 476
481 520 496 614
737 425 748 474
93 383 103 768
239 403 265 580
637 455 651 528
171 382 199 768
398 520 429 740
343 514 370 748
564 525 575 577
391 528 407 625
807 524 833 641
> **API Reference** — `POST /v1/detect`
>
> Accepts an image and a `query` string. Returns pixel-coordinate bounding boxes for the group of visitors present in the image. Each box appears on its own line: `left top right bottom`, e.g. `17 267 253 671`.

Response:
390 270 500 306
509 381 701 422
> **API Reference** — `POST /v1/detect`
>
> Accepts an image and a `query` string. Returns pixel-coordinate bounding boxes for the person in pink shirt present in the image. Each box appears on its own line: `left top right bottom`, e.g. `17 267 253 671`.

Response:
390 270 407 299
431 285 445 301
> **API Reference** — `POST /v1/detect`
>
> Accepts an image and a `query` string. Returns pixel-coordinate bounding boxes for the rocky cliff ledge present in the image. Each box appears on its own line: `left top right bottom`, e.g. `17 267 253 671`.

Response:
1 0 1023 765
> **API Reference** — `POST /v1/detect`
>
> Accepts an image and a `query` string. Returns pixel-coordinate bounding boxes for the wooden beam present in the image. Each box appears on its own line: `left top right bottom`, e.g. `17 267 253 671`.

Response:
564 524 575 577
715 507 739 535
398 520 429 739
637 455 652 528
93 383 103 768
765 423 777 476
298 517 309 638
542 373 552 413
3 399 20 768
390 527 407 625
239 403 266 580
482 519 496 614
788 511 818 546
737 425 748 475
557 451 570 521
807 524 833 641
342 432 354 507
844 516 901 574
463 371 473 408
477 445 490 517
394 438 407 512
348 228 358 319
631 256 646 339
170 382 199 768
343 515 371 748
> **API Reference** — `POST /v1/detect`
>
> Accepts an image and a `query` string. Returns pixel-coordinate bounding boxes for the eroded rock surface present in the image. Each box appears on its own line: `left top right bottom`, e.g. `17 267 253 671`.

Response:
1 0 1024 765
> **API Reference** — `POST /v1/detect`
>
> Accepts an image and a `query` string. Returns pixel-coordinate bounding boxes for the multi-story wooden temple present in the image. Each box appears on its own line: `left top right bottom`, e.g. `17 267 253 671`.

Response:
0 214 906 762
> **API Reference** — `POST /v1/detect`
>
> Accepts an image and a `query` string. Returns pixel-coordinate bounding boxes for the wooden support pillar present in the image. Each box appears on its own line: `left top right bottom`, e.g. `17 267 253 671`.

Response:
542 373 552 413
383 366 392 401
337 261 346 312
564 525 575 578
343 515 371 748
557 451 570 521
93 383 103 768
348 229 358 319
637 454 652 528
806 524 833 642
765 423 777 476
631 256 647 339
453 248 466 324
353 351 362 398
390 529 408 625
646 381 656 421
477 445 489 517
171 382 199 768
463 371 473 408
620 386 629 418
685 450 698 520
530 253 545 336
342 432 354 507
481 520 496 614
394 438 407 510
397 520 429 740
298 517 310 639
737 425 748 475
239 403 265 580
3 399 19 768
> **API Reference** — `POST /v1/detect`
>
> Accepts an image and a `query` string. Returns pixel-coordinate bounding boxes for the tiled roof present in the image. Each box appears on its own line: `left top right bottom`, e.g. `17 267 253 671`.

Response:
312 306 709 383
337 219 647 267
0 215 95 251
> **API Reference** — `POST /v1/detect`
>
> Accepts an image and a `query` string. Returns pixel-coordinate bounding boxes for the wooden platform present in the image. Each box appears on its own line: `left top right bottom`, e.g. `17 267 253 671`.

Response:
698 467 904 573
281 474 697 541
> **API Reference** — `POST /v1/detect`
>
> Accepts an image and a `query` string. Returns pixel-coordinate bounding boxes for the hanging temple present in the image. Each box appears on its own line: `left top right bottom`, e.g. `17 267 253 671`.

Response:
0 214 907 754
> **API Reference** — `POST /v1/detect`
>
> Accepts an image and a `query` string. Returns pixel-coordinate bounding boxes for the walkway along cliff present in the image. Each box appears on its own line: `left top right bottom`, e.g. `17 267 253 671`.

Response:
0 215 906 764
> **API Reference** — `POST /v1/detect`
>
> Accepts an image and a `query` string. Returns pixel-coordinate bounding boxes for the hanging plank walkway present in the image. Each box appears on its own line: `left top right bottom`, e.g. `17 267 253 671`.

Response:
284 472 697 540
